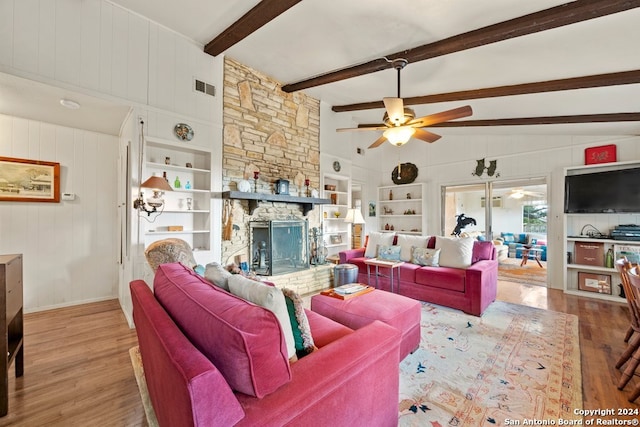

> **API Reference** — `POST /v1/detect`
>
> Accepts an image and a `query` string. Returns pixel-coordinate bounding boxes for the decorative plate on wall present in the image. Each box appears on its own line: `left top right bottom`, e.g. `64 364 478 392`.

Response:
237 180 251 192
391 162 418 184
174 123 194 141
333 161 341 172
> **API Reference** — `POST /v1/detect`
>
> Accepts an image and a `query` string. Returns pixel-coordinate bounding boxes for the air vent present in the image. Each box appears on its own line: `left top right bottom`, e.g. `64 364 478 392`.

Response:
194 79 215 97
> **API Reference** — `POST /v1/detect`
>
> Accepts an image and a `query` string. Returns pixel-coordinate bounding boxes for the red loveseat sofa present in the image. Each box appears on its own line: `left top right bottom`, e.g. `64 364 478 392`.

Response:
339 236 498 316
130 262 402 427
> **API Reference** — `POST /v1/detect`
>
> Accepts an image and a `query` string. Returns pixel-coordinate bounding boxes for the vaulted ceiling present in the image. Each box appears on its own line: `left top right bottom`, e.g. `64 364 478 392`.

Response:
111 0 640 135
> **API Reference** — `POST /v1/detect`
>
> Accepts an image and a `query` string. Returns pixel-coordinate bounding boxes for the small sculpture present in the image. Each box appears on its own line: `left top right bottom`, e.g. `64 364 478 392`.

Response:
452 213 477 237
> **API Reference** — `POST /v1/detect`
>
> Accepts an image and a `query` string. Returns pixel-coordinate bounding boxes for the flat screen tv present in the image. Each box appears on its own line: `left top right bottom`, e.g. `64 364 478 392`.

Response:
564 167 640 213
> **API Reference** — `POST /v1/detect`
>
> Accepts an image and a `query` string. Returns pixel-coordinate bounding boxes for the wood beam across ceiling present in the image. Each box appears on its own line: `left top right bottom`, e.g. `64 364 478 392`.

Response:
426 113 640 127
332 70 640 112
204 0 302 57
282 0 640 93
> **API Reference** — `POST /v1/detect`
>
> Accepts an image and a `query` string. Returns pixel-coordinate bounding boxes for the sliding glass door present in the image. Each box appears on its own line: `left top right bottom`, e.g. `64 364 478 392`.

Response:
441 178 547 241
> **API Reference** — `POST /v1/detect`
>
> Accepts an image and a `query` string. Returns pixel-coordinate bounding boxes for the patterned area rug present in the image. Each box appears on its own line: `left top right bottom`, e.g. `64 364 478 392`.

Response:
498 257 547 286
399 301 582 426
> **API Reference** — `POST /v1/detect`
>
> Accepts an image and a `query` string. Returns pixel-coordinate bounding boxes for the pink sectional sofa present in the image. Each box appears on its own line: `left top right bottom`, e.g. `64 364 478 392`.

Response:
130 262 402 427
339 236 498 316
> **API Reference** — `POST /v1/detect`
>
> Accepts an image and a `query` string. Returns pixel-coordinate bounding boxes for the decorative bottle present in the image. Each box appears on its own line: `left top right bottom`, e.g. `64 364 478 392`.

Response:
605 247 614 268
389 189 393 200
162 171 168 182
185 181 191 190
174 176 181 189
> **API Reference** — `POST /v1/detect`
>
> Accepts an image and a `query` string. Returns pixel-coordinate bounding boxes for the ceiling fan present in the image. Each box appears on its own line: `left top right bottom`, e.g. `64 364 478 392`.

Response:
507 188 545 199
336 58 473 149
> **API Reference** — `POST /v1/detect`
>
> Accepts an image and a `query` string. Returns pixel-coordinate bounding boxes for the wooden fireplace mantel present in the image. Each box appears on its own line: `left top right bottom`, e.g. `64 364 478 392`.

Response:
219 191 331 215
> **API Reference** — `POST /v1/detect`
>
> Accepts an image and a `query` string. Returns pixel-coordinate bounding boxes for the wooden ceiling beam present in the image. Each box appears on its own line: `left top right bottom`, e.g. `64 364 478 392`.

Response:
204 0 302 57
332 70 640 112
282 0 640 93
426 113 640 127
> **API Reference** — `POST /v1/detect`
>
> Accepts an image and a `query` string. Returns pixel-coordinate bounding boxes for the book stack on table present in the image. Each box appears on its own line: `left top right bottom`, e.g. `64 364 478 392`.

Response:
321 283 374 300
334 284 367 295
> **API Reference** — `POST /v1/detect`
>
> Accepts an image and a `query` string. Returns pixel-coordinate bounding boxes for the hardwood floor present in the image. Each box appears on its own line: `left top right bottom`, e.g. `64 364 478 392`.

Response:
0 300 145 427
0 281 637 426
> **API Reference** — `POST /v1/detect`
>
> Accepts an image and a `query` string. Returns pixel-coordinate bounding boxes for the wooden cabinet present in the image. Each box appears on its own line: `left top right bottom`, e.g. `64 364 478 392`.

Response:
0 254 23 416
143 137 212 252
378 183 426 235
562 161 640 302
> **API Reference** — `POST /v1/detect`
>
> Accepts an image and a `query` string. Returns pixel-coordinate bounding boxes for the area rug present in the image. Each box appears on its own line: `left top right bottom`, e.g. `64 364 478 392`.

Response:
498 257 547 286
399 301 582 426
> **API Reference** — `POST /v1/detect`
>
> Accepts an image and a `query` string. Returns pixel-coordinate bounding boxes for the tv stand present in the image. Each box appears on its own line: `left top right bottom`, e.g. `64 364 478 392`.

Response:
563 160 640 302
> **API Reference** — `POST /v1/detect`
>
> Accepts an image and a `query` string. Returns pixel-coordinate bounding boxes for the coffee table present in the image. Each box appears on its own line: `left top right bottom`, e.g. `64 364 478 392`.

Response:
364 258 404 293
520 247 544 267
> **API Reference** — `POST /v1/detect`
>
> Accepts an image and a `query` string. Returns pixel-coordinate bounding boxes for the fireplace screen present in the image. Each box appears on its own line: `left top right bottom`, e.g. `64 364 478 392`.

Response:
250 220 309 276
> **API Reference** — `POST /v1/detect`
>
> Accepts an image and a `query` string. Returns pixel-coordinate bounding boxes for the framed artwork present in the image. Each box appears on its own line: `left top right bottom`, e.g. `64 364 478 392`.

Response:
0 156 60 203
330 234 342 245
369 201 376 217
584 144 616 165
578 272 611 294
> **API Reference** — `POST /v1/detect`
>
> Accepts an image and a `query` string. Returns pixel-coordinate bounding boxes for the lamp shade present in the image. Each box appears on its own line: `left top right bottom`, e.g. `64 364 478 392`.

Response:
141 176 173 192
344 208 365 224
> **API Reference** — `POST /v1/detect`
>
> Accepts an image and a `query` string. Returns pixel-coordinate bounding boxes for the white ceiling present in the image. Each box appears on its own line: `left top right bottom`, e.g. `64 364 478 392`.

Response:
3 1 638 137
106 0 640 136
0 73 131 136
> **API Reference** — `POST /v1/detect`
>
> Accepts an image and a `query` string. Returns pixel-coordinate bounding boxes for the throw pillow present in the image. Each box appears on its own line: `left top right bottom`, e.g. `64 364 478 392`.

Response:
436 236 474 269
281 288 316 358
471 240 494 263
364 232 395 258
144 238 197 272
396 234 430 262
204 262 233 291
500 232 515 243
377 245 401 261
411 247 441 266
228 275 297 361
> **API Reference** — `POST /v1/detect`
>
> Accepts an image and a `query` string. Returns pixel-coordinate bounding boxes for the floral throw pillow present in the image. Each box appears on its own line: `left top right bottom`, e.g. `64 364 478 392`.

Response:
411 247 441 267
378 245 401 261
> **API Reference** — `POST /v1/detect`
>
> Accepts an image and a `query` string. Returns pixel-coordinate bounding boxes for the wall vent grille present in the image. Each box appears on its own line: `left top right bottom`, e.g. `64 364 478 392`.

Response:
194 79 215 97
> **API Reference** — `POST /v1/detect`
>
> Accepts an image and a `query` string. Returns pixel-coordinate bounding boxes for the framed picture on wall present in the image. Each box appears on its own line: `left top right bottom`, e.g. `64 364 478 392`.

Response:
369 202 376 217
0 156 60 203
578 272 611 294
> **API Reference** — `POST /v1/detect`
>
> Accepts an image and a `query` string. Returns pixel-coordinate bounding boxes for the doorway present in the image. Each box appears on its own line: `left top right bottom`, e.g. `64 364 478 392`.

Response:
442 178 548 287
351 181 364 249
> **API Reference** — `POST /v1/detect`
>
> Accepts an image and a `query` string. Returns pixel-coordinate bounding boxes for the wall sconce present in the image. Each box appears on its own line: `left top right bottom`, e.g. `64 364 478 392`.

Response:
134 175 173 216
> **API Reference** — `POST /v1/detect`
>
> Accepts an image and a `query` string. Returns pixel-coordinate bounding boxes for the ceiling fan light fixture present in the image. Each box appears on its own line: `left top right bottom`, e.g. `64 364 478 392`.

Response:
510 190 525 199
383 126 416 146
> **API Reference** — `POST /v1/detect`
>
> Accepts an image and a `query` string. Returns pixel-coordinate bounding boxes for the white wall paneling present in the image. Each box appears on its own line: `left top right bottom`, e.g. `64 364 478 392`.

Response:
0 115 118 312
0 0 220 318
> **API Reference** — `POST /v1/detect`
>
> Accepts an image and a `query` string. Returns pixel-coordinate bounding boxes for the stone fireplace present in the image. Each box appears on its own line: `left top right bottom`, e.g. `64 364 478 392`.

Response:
220 57 330 294
250 220 308 276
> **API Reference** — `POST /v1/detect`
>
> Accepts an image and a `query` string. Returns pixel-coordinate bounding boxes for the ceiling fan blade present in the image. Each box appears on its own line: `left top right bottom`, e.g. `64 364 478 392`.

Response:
383 97 405 126
368 134 388 149
337 125 387 132
413 128 442 143
408 105 473 127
